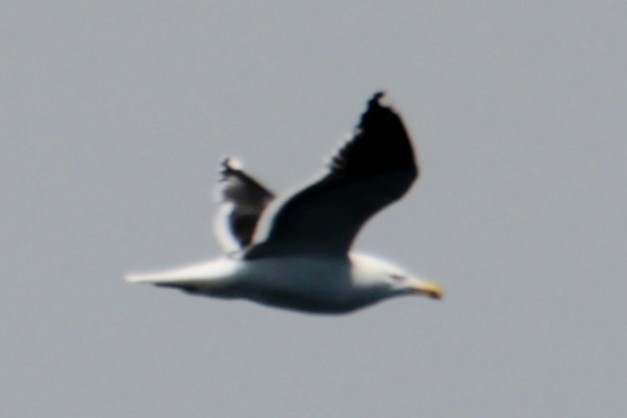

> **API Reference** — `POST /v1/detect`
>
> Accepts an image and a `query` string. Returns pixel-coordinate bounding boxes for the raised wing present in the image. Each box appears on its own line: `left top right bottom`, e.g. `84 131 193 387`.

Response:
245 92 418 259
213 159 275 251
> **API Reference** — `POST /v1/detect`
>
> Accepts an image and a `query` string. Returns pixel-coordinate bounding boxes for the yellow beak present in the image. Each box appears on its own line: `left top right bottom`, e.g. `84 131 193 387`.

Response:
413 281 443 300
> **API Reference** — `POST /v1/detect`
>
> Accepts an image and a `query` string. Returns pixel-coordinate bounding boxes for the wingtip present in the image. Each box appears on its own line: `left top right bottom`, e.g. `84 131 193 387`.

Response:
219 157 244 177
369 91 386 107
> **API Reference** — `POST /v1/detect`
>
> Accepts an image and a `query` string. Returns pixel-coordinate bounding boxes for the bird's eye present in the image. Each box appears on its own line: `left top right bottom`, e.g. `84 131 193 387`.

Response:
390 274 404 281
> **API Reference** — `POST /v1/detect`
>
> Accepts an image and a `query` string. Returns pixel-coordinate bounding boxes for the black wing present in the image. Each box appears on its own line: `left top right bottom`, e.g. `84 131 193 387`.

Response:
245 92 418 258
214 159 275 250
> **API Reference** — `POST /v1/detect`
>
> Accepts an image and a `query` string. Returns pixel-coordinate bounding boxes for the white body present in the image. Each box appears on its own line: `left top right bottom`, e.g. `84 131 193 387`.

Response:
127 253 419 314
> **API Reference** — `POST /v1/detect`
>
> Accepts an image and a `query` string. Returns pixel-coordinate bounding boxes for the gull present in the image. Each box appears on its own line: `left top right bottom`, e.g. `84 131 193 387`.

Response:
126 92 443 314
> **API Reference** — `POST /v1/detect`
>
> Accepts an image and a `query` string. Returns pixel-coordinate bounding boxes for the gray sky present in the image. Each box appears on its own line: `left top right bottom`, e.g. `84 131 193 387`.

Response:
2 3 626 417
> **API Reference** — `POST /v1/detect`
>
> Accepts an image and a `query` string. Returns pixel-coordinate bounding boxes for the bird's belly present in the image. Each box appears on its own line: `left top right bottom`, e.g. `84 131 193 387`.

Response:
233 258 363 314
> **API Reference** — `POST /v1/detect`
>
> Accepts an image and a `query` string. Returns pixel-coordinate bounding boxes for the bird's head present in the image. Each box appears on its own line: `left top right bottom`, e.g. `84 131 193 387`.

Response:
350 253 443 300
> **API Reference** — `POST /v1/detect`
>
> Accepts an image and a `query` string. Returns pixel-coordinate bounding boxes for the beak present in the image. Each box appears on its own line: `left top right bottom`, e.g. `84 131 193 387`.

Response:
412 281 444 300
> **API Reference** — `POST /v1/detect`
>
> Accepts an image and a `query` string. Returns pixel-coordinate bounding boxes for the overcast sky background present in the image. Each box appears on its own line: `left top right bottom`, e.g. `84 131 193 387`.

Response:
2 3 626 418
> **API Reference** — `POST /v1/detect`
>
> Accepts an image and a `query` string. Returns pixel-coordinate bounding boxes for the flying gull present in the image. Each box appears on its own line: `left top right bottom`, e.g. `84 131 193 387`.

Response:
126 92 443 314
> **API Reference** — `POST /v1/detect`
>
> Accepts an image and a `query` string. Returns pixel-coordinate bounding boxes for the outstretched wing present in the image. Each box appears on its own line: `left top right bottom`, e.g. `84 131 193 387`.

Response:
213 159 275 251
245 92 418 259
